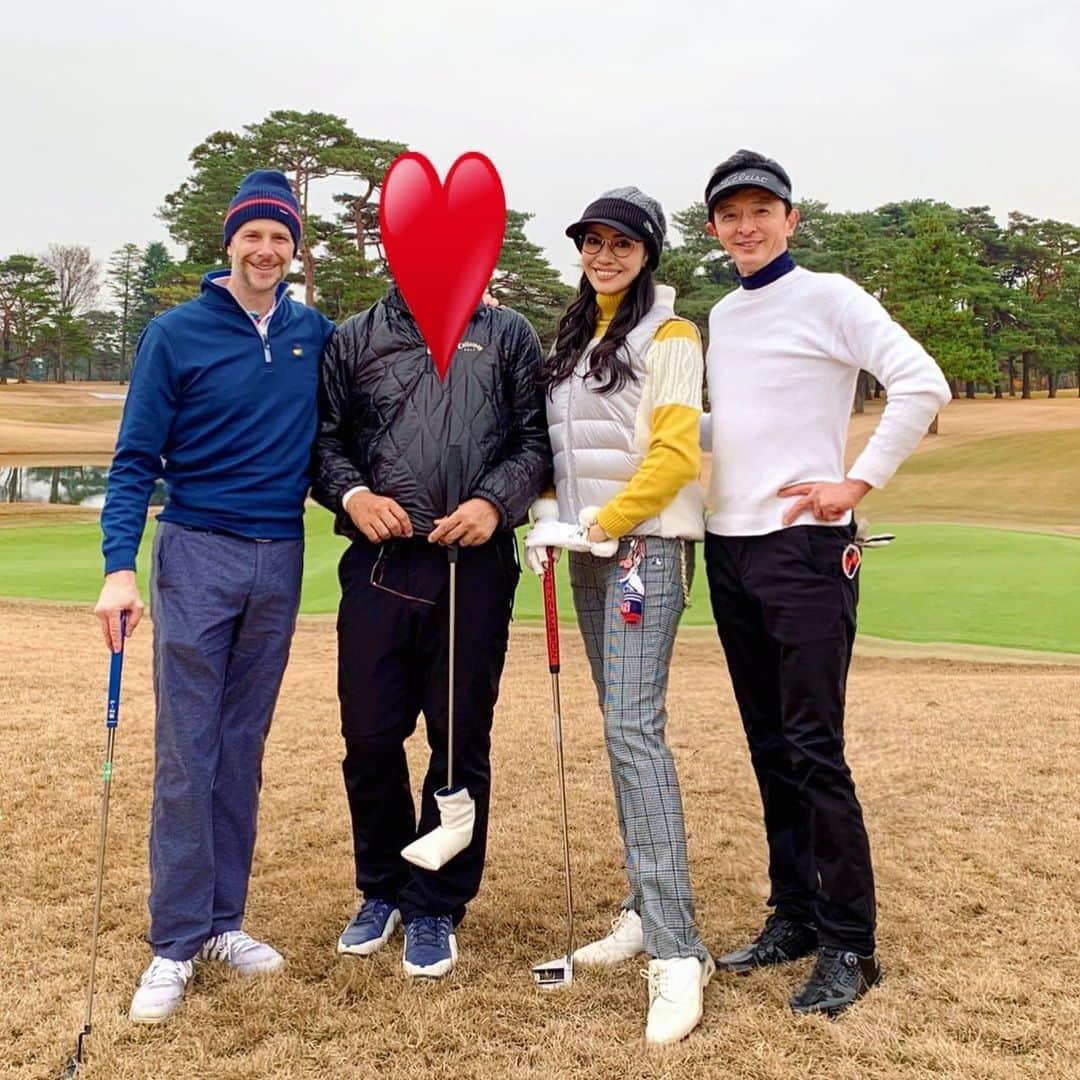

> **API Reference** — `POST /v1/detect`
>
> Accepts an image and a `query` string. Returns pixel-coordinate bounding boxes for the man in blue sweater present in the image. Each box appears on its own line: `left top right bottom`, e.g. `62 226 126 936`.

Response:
93 170 334 1024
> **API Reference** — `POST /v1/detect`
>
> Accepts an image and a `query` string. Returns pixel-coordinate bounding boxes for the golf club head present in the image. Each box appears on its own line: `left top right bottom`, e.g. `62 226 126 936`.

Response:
61 1056 81 1080
859 533 896 548
531 953 573 989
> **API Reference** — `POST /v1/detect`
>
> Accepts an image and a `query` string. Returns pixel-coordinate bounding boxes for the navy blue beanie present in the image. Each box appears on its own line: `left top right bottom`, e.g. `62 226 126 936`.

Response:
223 170 303 251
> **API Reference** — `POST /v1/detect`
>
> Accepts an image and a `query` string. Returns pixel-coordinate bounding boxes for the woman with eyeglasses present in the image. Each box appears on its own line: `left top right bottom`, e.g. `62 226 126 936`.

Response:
525 187 711 1045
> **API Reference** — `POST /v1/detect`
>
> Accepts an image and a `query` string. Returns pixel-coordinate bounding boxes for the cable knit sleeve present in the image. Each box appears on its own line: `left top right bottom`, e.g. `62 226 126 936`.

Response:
596 319 703 539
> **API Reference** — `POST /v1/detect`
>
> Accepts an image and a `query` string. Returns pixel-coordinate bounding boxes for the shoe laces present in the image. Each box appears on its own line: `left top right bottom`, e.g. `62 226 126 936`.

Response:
203 930 260 963
610 909 636 937
408 915 452 950
141 956 192 987
641 964 674 1003
353 898 395 931
757 916 811 957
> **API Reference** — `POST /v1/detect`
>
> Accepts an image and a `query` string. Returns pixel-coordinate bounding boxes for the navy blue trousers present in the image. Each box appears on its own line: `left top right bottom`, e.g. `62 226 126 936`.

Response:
148 522 302 960
337 534 518 925
705 524 876 954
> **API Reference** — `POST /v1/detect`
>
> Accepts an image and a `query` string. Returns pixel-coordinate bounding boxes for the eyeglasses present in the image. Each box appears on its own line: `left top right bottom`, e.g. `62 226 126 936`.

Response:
581 233 641 258
369 543 436 605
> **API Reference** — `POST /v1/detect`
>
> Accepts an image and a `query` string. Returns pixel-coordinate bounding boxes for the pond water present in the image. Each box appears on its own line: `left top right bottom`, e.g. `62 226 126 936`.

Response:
1 465 165 507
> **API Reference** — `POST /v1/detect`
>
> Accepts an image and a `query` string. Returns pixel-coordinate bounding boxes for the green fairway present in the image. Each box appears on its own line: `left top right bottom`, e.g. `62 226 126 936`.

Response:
1 515 1076 654
855 523 1079 654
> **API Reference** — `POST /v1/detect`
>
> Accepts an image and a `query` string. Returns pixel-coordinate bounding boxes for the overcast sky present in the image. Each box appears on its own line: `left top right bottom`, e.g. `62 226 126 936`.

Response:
5 0 1078 286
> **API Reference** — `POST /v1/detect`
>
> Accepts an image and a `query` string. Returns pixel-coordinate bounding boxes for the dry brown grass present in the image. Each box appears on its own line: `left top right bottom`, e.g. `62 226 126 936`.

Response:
4 382 1075 473
0 382 126 457
845 394 1080 461
845 398 1080 531
0 504 103 529
692 396 1080 535
3 601 1078 1080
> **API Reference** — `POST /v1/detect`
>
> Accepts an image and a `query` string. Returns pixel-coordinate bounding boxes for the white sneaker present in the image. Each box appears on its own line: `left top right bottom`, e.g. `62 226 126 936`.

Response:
129 956 194 1024
199 930 285 975
573 909 644 967
644 955 715 1046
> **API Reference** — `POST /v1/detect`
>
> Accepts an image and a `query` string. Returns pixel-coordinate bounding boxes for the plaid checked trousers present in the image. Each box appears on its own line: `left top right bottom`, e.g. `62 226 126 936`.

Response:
568 537 708 961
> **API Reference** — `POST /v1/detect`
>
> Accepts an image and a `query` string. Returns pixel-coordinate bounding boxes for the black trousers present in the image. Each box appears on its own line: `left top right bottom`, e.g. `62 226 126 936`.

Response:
337 533 519 925
704 524 876 954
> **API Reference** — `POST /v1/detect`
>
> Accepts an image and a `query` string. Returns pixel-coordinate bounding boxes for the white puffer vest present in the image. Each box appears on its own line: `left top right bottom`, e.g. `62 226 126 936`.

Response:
547 285 700 538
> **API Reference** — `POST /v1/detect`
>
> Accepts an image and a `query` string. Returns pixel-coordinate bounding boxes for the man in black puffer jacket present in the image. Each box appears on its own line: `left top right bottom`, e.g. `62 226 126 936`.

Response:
313 284 550 979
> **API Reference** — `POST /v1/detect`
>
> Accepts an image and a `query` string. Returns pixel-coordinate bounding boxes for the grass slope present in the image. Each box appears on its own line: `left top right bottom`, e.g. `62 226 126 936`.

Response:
861 429 1080 529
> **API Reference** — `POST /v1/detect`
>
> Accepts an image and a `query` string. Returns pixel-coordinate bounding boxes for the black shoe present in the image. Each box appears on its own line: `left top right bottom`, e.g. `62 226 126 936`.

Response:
714 915 818 974
789 947 881 1017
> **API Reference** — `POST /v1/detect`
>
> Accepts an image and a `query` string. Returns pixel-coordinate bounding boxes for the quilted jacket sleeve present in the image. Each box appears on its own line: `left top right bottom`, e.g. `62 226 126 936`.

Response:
472 313 553 529
311 322 371 512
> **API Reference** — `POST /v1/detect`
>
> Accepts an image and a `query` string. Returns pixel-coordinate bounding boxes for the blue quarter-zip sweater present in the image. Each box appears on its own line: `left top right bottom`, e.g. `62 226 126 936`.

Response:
102 271 335 574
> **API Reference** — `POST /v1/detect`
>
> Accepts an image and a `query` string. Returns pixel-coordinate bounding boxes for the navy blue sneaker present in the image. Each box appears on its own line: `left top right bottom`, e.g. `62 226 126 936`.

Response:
337 898 401 956
402 915 458 978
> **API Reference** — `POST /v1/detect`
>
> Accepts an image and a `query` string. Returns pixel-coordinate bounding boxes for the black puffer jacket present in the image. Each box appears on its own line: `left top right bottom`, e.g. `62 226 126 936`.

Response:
313 287 552 538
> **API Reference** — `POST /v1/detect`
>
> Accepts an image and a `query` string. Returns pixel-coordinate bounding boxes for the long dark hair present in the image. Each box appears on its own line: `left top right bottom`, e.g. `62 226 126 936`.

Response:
539 268 655 396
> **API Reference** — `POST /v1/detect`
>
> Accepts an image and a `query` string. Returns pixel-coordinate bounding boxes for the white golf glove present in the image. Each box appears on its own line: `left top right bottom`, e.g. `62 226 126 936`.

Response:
578 506 619 558
523 518 593 574
523 501 621 575
523 498 563 575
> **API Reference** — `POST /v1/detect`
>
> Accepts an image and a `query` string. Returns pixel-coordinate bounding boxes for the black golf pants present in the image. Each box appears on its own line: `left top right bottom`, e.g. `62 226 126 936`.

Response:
337 533 518 925
705 524 876 954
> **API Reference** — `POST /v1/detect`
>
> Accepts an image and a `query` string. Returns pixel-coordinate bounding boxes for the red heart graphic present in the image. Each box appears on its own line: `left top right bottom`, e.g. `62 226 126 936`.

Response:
380 152 506 380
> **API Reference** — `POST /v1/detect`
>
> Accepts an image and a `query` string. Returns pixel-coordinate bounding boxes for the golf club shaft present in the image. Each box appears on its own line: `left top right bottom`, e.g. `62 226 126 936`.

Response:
543 555 574 956
80 612 127 1037
447 559 456 791
82 728 115 1031
445 445 462 793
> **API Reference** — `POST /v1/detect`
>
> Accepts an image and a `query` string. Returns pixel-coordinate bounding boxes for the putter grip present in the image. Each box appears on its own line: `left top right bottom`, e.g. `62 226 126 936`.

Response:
543 551 560 673
446 444 462 564
106 611 127 729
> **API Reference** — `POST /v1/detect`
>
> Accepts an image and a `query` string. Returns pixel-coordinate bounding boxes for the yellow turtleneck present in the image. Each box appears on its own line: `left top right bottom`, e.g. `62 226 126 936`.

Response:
593 289 627 340
585 290 704 540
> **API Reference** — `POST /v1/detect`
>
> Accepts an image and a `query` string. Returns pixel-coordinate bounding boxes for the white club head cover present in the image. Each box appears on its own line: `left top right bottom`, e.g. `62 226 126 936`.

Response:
400 787 476 871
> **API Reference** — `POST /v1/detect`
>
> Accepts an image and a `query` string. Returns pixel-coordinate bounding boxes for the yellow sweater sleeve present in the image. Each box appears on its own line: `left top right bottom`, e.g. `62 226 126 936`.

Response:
595 320 703 539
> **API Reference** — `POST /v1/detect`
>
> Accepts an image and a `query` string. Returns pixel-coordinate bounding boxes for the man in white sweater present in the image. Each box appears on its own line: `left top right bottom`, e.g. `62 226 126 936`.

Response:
700 149 951 1017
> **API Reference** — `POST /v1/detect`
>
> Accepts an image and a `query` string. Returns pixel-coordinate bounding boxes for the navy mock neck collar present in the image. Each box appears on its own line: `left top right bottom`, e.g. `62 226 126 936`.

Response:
738 250 796 290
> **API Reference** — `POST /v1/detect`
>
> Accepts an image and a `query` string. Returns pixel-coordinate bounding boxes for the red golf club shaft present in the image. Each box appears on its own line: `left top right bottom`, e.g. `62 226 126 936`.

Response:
543 548 559 674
